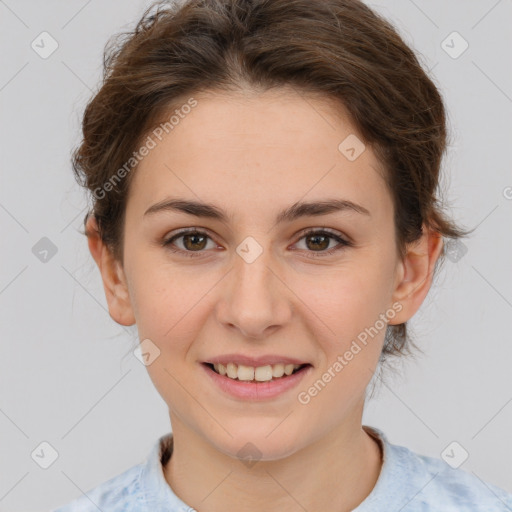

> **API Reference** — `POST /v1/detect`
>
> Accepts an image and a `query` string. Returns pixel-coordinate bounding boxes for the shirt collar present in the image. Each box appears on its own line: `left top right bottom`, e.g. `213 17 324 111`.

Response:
354 425 410 511
139 431 196 510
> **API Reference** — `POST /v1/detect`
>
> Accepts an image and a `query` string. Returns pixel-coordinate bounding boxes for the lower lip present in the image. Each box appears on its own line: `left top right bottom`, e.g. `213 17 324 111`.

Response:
201 363 312 401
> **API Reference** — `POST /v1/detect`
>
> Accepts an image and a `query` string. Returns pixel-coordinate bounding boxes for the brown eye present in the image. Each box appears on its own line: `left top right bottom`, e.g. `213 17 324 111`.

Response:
294 229 353 259
181 232 208 251
305 233 331 251
162 229 216 258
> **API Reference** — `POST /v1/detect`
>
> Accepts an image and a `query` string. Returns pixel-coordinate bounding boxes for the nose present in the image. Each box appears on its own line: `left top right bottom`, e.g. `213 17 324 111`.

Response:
215 245 293 340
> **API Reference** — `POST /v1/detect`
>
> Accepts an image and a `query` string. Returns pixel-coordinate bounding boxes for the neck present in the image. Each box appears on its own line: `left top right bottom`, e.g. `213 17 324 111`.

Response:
163 413 383 512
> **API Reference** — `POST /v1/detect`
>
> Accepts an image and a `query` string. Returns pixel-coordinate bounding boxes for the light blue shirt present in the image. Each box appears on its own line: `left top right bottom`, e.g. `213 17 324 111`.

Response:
52 425 512 511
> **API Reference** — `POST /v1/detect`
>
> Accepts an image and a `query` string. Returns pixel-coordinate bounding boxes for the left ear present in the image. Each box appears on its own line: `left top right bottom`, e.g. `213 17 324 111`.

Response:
389 225 444 325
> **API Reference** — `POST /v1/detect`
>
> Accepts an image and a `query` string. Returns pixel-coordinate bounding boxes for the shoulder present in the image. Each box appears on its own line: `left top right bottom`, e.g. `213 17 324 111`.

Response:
386 439 512 511
361 426 512 512
51 462 145 512
52 433 192 512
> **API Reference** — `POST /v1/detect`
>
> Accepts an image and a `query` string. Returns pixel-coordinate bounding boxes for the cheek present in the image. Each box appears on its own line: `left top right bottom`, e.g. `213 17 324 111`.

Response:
293 272 390 410
294 260 395 327
130 267 209 403
127 262 201 342
289 257 395 367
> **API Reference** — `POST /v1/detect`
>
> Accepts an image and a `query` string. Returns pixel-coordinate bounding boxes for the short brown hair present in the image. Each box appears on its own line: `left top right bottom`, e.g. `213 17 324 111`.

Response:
73 0 473 366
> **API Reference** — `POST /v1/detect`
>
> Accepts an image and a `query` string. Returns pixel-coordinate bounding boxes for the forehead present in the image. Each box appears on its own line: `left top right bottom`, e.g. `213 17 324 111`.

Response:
126 88 391 223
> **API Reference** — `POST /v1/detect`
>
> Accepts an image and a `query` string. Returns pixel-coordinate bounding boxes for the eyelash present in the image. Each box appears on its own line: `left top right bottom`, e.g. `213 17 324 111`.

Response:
161 228 353 259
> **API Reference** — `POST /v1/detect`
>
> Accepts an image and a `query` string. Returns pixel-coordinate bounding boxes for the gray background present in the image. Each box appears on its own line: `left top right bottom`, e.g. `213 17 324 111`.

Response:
0 0 511 510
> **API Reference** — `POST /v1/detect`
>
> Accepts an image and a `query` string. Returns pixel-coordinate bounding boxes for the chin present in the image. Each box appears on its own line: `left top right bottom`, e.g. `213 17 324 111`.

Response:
210 427 302 463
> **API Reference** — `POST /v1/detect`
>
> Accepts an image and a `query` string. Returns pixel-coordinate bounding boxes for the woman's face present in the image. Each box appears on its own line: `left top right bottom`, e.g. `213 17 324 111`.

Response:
101 88 429 459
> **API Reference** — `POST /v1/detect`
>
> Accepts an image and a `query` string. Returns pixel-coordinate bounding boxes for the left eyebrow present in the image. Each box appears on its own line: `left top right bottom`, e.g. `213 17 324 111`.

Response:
143 197 371 224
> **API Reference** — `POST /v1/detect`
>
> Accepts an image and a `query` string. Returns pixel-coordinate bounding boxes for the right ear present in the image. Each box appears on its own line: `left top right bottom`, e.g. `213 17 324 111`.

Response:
85 214 136 326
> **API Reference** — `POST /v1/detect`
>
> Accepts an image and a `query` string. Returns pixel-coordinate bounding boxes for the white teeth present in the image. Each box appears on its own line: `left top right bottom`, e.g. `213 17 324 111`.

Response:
226 363 238 379
284 364 295 376
212 362 303 381
255 365 273 381
237 364 255 381
272 364 285 378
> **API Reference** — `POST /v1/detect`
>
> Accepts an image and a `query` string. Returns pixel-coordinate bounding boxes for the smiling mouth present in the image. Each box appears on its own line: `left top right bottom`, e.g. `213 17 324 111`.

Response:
203 362 311 382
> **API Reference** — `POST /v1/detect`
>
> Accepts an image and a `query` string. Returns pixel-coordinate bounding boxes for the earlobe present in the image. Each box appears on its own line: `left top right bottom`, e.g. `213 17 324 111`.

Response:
389 226 444 325
85 215 136 327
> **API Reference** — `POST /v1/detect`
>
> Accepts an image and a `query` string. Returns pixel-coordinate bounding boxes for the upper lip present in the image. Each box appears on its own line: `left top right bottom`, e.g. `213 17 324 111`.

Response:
203 354 311 367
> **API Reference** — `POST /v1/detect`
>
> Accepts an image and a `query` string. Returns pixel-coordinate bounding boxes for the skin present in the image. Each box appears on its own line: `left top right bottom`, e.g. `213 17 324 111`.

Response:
87 87 443 511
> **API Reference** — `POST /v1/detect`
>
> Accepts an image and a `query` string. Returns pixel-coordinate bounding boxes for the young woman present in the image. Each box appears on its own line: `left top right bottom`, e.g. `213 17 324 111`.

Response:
53 0 512 510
